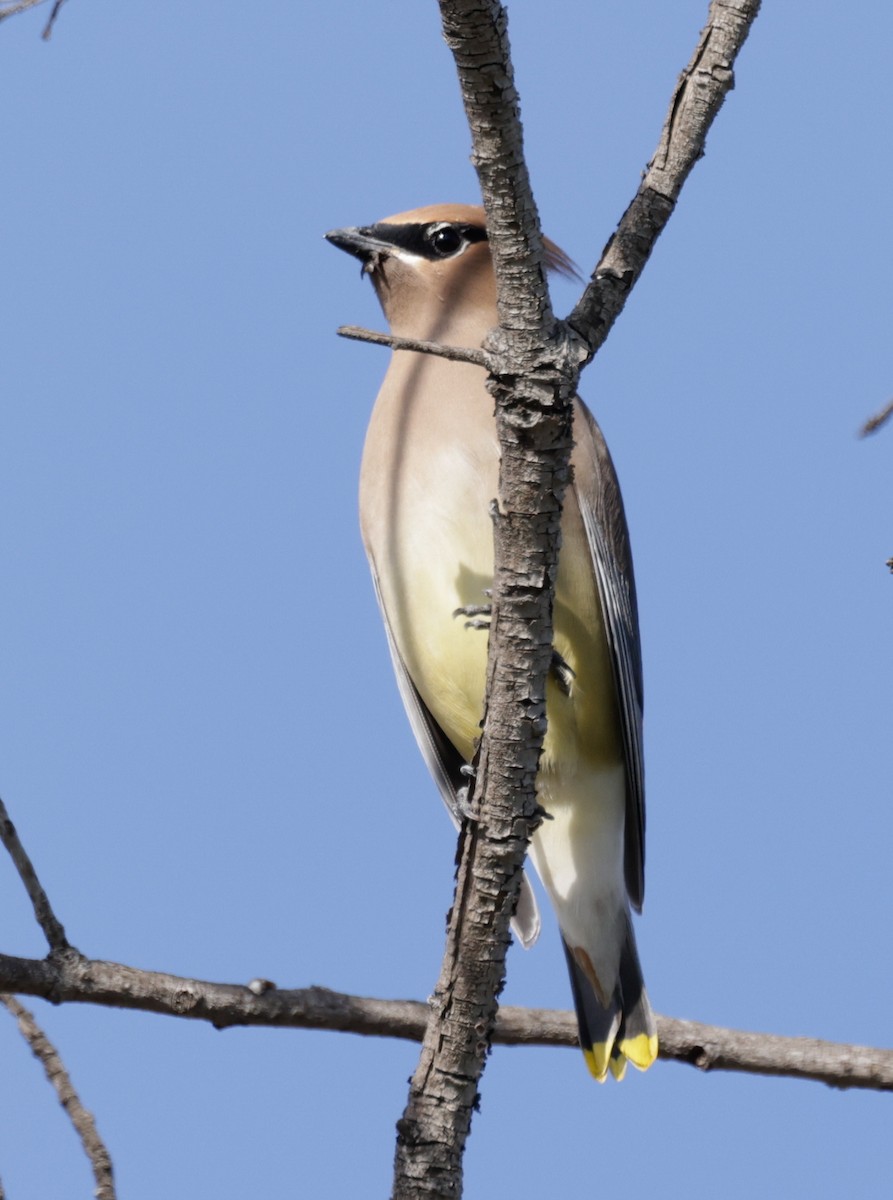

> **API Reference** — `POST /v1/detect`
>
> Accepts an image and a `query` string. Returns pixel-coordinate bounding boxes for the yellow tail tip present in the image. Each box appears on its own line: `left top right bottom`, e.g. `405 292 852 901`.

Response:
582 1032 658 1081
608 1051 628 1082
582 1045 611 1083
619 1031 659 1072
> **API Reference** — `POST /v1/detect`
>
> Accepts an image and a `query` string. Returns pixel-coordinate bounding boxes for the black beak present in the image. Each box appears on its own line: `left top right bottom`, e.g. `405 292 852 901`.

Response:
324 226 391 267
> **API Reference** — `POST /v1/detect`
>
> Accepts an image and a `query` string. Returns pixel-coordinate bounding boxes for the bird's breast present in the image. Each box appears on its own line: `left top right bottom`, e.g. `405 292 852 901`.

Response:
359 353 623 773
360 355 496 760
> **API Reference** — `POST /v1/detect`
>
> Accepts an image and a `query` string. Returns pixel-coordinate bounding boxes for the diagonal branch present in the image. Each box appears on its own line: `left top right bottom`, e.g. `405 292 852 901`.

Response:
0 0 69 37
859 395 893 436
40 0 67 38
2 994 116 1199
0 795 70 953
0 0 46 20
569 0 762 356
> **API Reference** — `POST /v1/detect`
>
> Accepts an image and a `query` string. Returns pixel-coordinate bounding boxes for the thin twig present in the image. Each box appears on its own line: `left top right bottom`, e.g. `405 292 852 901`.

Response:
336 324 492 368
40 0 66 38
0 0 67 34
859 396 893 437
1 994 116 1199
0 952 891 1091
0 0 45 21
0 795 70 953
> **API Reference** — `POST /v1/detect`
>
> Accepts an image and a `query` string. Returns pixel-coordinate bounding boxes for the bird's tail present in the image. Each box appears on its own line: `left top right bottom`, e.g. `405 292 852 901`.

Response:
562 923 658 1082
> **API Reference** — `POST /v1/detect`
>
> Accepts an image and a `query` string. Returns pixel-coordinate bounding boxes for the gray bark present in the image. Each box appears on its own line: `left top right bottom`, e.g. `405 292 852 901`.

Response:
391 1 762 1196
3 951 890 1092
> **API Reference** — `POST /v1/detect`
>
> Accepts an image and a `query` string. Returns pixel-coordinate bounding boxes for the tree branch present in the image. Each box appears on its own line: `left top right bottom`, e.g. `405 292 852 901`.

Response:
40 0 66 38
2 994 116 1199
859 395 893 437
391 3 579 1194
569 0 762 357
0 0 45 21
1 952 891 1092
336 324 492 367
0 795 70 954
0 0 68 37
391 2 762 1195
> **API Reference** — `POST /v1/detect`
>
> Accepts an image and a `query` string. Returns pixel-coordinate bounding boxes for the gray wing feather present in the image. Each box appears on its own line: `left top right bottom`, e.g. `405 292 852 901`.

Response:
573 402 646 911
368 567 542 948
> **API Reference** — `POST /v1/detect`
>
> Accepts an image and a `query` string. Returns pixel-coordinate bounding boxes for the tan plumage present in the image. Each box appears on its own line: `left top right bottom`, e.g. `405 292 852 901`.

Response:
326 204 657 1080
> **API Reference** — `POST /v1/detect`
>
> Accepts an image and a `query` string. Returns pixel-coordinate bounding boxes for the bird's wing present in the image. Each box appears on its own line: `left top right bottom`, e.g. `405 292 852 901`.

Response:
573 401 646 911
367 567 542 948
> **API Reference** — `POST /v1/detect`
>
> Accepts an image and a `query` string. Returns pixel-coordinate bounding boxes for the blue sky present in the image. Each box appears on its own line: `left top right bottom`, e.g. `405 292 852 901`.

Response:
1 2 891 1196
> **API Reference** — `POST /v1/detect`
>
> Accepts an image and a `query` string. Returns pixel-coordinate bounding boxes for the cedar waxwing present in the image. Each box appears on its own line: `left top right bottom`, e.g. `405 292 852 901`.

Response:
326 204 657 1081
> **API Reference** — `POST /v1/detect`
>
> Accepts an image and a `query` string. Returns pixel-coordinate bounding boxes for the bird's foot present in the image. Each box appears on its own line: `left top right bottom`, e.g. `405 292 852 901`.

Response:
456 764 478 820
550 650 576 696
452 602 492 630
456 786 478 821
529 802 554 833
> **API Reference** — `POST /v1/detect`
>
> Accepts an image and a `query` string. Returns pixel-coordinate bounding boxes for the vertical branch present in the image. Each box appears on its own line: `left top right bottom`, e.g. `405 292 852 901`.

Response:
391 2 762 1197
439 0 554 335
392 3 578 1197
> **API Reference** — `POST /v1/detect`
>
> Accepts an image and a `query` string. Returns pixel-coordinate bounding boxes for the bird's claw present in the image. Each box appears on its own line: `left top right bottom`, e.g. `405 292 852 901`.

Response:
455 784 478 821
528 803 553 834
452 602 492 630
550 649 576 695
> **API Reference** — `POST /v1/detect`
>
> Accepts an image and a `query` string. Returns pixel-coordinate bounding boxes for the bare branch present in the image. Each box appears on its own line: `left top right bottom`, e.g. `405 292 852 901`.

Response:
385 1 759 1192
336 325 492 368
0 0 45 21
655 1014 893 1091
859 396 893 437
440 2 556 337
0 0 66 35
0 795 70 953
40 0 66 38
2 994 115 1199
390 2 763 1193
391 2 581 1193
1 952 891 1091
569 0 762 357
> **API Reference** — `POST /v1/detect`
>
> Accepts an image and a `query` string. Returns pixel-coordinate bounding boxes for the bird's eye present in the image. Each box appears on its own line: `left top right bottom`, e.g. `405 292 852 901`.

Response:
427 224 464 257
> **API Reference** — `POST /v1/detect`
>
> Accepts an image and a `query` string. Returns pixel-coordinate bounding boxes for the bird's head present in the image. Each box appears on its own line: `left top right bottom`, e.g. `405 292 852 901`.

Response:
325 203 577 345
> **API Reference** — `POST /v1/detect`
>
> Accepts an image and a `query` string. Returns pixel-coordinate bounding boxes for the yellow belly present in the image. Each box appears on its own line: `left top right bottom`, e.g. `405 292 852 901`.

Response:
379 465 623 779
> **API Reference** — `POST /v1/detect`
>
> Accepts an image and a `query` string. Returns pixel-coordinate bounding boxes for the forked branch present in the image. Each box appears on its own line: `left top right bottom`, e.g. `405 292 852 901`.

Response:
391 2 762 1197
